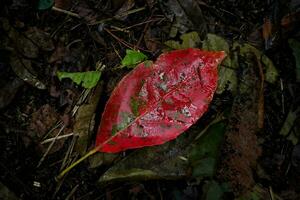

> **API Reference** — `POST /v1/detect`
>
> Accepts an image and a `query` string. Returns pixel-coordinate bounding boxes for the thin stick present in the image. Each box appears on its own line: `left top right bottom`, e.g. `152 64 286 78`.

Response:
52 6 80 18
104 28 133 49
37 124 65 167
257 56 265 129
89 7 146 25
41 133 77 144
280 78 285 114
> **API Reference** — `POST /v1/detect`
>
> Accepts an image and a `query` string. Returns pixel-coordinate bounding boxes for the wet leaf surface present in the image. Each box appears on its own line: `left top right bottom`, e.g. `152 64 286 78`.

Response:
96 48 225 153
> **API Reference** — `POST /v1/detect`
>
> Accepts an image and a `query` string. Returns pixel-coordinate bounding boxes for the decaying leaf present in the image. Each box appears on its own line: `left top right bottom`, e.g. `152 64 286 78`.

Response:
0 77 24 109
98 131 191 184
159 0 206 37
288 39 300 82
189 121 226 178
202 33 237 94
237 43 278 84
164 31 201 50
279 107 300 145
98 120 226 184
57 71 101 89
96 48 225 153
10 55 46 89
25 28 54 52
114 0 135 21
73 82 103 155
202 181 229 200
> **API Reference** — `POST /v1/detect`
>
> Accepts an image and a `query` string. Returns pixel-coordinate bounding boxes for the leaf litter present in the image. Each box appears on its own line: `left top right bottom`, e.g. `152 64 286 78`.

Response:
1 0 300 199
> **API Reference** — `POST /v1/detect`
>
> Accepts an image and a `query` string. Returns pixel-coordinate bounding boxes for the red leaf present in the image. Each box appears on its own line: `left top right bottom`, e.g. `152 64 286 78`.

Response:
96 48 225 153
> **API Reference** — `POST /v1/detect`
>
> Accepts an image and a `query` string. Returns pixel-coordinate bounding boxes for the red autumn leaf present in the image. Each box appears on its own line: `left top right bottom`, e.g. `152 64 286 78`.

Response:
96 48 225 153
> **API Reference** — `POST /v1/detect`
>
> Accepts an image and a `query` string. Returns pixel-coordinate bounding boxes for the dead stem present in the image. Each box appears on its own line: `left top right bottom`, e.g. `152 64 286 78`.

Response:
52 6 80 18
257 56 265 129
37 124 65 167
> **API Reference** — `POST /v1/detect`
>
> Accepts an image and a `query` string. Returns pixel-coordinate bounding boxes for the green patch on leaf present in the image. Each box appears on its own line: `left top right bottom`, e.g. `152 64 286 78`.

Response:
57 71 101 89
38 0 54 10
144 60 153 67
121 49 148 68
111 112 136 136
130 97 140 116
107 140 117 145
165 31 201 50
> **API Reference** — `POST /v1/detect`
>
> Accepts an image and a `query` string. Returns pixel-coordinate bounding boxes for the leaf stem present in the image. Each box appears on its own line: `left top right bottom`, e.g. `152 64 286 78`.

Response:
56 147 98 180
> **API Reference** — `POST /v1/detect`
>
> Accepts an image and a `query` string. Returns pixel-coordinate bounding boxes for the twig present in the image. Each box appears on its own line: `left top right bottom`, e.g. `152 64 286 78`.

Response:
37 124 65 167
52 6 80 18
135 17 151 49
89 7 146 25
269 186 275 200
257 56 265 129
104 28 134 49
123 18 165 30
41 133 77 144
60 135 77 171
280 78 285 114
65 184 79 200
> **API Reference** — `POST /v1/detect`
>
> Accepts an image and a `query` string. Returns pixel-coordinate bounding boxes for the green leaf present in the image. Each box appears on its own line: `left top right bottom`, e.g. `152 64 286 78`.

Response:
164 31 201 49
288 39 300 82
189 121 226 178
57 71 101 89
121 49 148 68
38 0 54 10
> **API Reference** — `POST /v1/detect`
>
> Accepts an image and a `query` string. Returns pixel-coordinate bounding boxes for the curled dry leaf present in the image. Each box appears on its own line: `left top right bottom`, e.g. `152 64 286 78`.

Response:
96 48 225 153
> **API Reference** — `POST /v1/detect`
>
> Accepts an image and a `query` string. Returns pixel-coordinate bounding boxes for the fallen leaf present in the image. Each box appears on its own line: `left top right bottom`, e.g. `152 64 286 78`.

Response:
121 49 148 68
0 77 23 109
202 34 237 94
189 121 226 178
279 107 300 145
57 71 101 89
288 39 300 82
25 27 54 52
159 0 206 36
73 82 103 155
10 55 46 89
238 43 278 83
202 181 229 200
98 120 226 184
114 0 135 21
164 31 201 50
96 48 225 153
